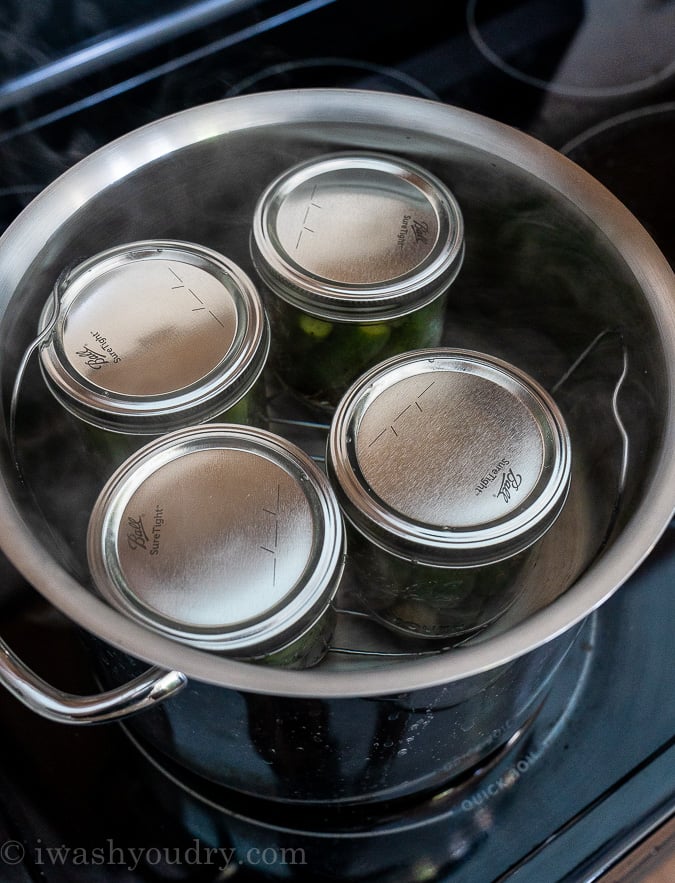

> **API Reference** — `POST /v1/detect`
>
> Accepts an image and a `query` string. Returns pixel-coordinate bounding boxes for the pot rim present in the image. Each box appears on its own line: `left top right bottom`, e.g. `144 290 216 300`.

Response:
1 88 674 698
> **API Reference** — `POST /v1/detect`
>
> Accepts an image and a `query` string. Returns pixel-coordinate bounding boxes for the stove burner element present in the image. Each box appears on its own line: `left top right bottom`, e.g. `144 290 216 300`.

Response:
467 0 675 98
561 102 675 268
121 613 596 881
224 56 439 99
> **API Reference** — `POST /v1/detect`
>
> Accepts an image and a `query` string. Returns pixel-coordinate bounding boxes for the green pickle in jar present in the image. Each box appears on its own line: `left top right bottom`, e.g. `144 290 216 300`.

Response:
327 349 572 642
251 152 464 410
346 527 536 639
269 296 447 409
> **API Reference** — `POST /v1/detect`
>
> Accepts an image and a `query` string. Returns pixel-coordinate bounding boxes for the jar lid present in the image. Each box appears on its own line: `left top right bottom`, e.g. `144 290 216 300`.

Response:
38 241 269 433
87 425 345 655
327 349 572 566
250 152 464 321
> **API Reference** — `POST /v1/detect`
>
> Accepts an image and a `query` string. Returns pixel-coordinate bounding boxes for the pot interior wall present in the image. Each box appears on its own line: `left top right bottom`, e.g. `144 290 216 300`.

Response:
0 104 669 673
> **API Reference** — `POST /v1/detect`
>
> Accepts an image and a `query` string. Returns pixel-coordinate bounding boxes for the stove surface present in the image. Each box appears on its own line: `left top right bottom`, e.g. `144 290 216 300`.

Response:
0 1 673 880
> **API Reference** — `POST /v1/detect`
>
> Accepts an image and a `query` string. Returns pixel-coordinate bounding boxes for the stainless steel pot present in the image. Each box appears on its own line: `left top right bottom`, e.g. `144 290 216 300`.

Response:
0 90 673 806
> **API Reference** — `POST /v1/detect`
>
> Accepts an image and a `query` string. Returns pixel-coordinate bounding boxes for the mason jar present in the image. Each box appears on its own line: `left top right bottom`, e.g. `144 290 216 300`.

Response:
327 349 572 641
87 424 345 668
37 240 270 469
250 152 464 411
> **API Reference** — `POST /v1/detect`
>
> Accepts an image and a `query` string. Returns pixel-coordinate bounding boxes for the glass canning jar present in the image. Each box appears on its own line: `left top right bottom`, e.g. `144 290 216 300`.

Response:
327 349 572 641
87 425 345 668
37 240 270 469
250 152 464 411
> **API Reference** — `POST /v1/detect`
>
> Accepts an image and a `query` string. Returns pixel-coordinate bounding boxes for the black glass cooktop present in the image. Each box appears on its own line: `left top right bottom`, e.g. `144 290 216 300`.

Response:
0 1 673 880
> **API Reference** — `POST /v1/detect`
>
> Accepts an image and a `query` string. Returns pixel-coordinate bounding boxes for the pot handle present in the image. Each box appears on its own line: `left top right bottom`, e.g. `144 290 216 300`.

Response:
0 636 187 724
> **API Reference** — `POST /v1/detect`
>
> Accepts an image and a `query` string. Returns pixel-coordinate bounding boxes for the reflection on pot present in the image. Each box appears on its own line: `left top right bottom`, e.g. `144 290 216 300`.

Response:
87 621 581 805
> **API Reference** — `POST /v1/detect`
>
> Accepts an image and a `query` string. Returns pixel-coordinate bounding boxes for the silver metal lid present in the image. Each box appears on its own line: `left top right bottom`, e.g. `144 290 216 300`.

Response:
250 152 464 321
38 241 270 433
87 425 345 655
328 349 572 566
